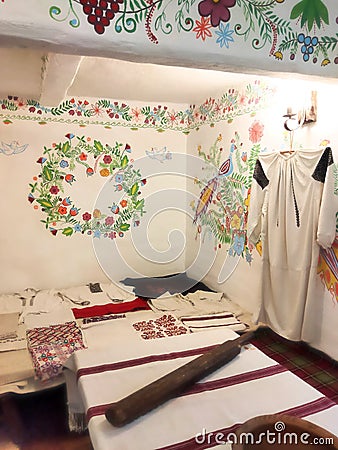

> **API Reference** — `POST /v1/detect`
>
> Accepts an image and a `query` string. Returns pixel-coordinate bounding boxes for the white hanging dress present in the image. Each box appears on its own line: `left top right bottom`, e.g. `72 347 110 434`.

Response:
247 148 336 341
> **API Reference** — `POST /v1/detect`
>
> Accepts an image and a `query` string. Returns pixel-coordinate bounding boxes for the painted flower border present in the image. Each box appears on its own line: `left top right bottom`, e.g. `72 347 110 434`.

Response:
0 81 273 131
28 135 146 238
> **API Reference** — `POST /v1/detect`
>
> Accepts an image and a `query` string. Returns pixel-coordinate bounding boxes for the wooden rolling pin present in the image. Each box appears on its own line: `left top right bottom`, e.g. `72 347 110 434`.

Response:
105 330 255 427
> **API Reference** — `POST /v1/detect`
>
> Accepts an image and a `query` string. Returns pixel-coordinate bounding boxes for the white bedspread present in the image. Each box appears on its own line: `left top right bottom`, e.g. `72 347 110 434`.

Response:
64 328 338 450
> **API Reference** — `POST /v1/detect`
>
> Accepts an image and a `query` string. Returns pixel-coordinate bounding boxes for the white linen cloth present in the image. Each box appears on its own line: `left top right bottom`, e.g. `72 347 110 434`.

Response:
0 349 34 385
180 312 247 332
64 328 338 449
0 312 19 339
0 324 27 352
149 291 244 317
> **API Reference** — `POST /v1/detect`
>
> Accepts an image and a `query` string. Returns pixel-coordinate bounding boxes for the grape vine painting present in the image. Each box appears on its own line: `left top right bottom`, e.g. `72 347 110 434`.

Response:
191 121 265 263
48 0 338 67
28 135 146 238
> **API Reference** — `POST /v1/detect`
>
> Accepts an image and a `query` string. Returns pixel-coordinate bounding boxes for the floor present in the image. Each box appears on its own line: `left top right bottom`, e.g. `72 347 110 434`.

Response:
0 327 337 449
0 386 92 450
251 327 338 403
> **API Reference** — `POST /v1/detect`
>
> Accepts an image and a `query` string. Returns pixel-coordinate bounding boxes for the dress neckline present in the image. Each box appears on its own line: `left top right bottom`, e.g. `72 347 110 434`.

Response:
279 151 297 160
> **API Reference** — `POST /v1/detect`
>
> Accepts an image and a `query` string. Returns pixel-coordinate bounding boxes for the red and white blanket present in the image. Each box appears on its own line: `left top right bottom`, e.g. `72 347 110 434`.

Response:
63 328 338 449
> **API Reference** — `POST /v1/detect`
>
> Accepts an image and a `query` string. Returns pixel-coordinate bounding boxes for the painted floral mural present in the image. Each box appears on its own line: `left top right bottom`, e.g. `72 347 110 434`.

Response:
0 82 273 131
317 239 338 302
28 135 146 238
46 0 338 67
191 120 265 263
317 162 338 302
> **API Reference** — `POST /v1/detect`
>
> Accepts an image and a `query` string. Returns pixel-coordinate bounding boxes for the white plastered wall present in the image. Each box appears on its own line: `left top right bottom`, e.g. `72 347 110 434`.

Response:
0 104 188 293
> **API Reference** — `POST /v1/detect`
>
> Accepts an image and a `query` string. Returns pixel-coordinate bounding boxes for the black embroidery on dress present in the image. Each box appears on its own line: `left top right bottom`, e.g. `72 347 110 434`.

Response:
253 159 269 189
290 167 300 228
88 282 103 293
312 147 333 183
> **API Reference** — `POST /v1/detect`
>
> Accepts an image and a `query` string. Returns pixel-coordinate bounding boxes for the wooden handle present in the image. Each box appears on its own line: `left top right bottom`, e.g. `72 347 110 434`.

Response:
105 330 255 427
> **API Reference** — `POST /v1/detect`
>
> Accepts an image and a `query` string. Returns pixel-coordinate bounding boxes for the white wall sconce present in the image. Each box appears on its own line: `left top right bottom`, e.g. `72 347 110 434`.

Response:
283 90 317 131
282 90 317 152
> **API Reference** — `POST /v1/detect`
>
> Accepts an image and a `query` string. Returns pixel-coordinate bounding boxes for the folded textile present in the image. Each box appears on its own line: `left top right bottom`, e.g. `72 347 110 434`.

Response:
149 290 242 317
29 341 85 382
120 273 213 298
72 298 151 319
24 304 74 329
26 321 86 381
180 313 247 332
132 314 189 340
0 324 27 352
19 289 65 324
80 313 126 329
0 349 34 386
0 312 19 340
59 282 135 308
0 294 22 314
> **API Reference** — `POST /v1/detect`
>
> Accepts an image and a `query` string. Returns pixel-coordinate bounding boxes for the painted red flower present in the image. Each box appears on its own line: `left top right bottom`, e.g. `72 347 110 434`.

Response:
82 212 92 221
79 152 87 161
50 185 60 195
249 120 264 143
103 155 112 164
198 0 236 27
193 16 213 41
58 206 68 215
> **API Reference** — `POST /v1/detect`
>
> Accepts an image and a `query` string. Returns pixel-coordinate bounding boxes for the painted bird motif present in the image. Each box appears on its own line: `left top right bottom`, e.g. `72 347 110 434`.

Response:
193 143 235 223
146 146 172 163
0 141 28 156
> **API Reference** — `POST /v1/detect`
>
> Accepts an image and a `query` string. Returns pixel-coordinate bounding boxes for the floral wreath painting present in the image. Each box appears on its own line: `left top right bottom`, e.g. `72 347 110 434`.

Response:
191 120 265 263
28 135 146 238
47 0 338 67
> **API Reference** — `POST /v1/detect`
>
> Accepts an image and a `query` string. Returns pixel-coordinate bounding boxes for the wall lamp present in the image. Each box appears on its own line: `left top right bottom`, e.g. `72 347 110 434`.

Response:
283 90 317 131
282 90 317 152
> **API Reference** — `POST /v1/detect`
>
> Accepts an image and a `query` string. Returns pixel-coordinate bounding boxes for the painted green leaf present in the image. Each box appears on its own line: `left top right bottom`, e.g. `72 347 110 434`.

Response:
43 166 53 181
62 227 74 236
290 2 303 20
121 155 129 168
37 199 53 209
29 182 37 192
120 223 130 232
130 182 139 196
94 140 104 153
134 199 144 210
62 141 71 155
290 0 329 31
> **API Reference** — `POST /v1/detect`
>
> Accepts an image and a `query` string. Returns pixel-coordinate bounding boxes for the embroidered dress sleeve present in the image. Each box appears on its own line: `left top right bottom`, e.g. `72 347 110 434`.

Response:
315 148 337 249
247 158 269 245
